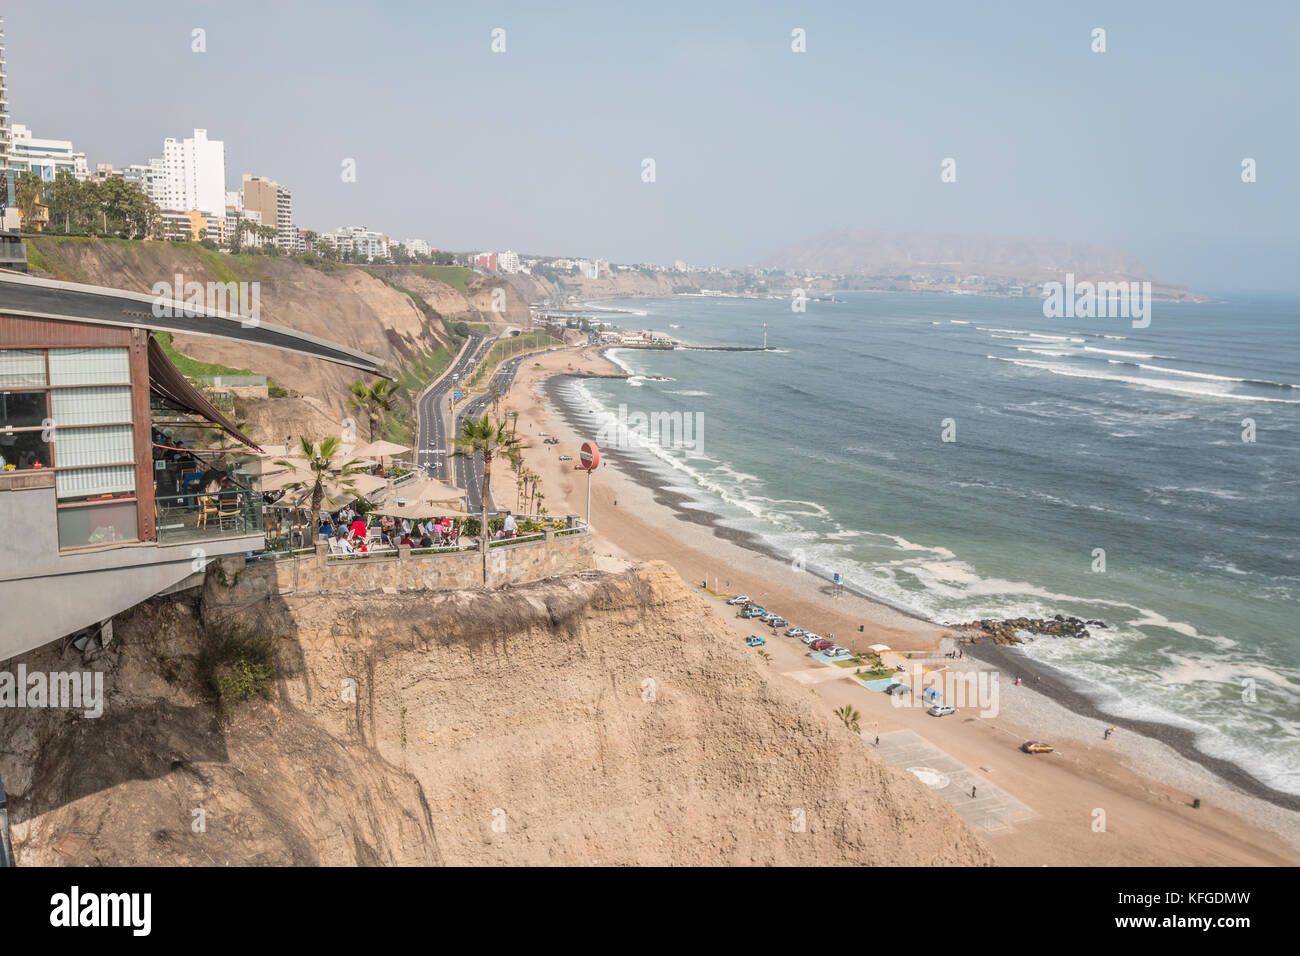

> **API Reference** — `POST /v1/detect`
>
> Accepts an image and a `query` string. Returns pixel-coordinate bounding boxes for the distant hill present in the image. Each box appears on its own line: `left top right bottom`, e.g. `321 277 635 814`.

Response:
763 228 1202 300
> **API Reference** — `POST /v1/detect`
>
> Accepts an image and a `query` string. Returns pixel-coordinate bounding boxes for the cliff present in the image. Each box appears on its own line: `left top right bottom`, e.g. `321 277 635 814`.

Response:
2 561 992 866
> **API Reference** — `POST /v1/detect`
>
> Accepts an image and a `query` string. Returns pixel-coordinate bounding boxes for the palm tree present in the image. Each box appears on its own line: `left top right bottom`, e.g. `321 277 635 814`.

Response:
451 415 528 577
274 436 366 538
834 705 862 734
347 379 399 442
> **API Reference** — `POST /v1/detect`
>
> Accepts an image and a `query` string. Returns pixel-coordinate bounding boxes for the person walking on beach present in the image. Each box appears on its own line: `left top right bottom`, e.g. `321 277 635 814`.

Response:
971 786 977 799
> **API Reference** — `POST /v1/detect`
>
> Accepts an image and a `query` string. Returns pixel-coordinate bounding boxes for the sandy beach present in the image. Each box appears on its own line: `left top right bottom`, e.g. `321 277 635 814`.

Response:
488 344 1300 866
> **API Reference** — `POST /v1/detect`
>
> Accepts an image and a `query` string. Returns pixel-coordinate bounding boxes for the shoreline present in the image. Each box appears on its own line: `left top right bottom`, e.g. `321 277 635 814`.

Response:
550 366 1300 816
495 344 1300 863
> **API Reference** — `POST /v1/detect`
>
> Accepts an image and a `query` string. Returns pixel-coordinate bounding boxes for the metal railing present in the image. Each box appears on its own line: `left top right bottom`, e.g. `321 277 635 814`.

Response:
152 449 263 546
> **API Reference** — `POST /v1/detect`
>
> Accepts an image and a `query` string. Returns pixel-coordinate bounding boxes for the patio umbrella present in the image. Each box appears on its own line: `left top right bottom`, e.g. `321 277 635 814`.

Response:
352 440 410 459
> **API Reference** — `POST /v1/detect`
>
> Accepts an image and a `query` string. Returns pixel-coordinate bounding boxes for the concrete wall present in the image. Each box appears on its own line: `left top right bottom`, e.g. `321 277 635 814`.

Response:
203 531 594 612
0 485 261 659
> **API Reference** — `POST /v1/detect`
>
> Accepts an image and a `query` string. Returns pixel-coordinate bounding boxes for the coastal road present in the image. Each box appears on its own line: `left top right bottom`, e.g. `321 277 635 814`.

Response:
451 345 570 514
452 352 529 514
415 332 489 481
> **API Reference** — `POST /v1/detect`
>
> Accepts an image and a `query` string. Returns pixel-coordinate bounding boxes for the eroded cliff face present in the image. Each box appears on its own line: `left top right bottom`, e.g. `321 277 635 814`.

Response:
3 562 992 866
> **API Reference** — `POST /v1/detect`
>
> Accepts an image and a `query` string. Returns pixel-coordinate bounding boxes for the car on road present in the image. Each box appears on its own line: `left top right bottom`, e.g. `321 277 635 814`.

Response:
544 437 560 445
558 455 573 461
538 431 551 436
885 682 908 696
927 704 956 717
727 595 751 605
809 639 834 652
745 636 766 647
784 626 806 637
1021 741 1054 754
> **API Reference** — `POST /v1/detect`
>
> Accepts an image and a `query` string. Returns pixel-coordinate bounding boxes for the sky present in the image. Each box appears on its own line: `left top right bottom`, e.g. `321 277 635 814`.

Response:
4 0 1298 292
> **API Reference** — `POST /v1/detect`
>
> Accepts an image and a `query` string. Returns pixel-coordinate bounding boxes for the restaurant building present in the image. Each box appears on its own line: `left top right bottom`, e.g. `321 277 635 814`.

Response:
0 266 383 659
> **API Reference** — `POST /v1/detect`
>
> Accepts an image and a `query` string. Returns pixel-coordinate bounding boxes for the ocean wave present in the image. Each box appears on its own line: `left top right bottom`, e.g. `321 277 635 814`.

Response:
668 389 711 397
990 356 1300 404
1084 346 1163 359
1136 363 1299 389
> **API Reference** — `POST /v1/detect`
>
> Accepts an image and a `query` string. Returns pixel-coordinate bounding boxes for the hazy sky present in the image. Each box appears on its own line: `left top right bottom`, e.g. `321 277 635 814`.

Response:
5 0 1298 292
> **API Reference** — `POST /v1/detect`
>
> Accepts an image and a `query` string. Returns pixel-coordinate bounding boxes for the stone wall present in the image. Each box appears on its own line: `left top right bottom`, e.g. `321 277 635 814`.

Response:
203 530 593 611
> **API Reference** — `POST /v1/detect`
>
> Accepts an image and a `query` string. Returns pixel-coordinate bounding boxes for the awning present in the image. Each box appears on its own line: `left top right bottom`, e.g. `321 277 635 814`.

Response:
148 335 261 451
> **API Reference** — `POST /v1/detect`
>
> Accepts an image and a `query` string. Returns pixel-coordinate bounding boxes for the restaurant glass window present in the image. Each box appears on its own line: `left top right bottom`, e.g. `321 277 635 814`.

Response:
51 386 132 426
0 349 51 473
48 348 131 386
0 349 46 388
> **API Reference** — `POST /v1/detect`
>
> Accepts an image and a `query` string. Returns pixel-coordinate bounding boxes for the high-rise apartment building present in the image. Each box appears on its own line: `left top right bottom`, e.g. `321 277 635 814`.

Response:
156 129 225 215
240 174 293 249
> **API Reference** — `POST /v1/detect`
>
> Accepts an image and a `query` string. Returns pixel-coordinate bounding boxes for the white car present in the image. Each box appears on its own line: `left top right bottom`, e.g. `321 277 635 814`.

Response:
784 626 806 637
726 594 750 606
801 633 822 646
927 705 956 717
825 645 850 658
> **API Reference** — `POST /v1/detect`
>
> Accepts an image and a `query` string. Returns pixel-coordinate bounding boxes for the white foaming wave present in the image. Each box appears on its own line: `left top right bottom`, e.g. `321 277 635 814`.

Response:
949 319 970 324
991 356 1300 404
669 389 711 397
1015 347 1072 357
1084 346 1160 359
604 348 639 376
1137 363 1300 389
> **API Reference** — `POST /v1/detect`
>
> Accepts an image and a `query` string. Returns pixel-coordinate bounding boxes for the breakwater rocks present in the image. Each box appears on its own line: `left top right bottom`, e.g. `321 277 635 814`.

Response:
959 614 1107 645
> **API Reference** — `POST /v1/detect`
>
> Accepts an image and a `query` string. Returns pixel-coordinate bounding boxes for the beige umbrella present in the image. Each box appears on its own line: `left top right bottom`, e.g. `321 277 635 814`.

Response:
348 473 390 498
382 498 469 520
352 439 410 458
384 476 468 503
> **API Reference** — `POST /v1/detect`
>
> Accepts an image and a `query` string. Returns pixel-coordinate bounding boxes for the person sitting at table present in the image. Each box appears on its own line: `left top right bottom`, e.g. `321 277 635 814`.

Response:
380 514 396 544
399 533 415 548
319 519 334 539
337 532 355 555
350 516 367 540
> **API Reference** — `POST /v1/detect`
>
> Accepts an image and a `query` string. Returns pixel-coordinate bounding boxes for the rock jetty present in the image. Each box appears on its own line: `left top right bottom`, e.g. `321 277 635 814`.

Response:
959 614 1107 645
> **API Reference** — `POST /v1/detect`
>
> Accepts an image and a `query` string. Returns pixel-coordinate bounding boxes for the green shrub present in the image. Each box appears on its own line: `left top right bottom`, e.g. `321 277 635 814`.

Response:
195 619 276 722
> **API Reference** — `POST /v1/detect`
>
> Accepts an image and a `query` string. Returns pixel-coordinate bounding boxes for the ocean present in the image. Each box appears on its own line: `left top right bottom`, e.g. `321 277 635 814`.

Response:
557 292 1300 797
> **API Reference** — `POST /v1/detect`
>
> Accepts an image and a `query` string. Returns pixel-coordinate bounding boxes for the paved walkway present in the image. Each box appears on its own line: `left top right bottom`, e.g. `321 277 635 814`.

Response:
874 730 1035 832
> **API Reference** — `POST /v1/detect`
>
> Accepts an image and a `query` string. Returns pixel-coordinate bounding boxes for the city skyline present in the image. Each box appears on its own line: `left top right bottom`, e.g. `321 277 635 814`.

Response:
2 1 1298 291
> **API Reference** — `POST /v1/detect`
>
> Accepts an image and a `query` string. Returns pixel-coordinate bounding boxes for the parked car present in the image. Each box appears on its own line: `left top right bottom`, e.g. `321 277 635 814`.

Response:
1021 741 1054 754
759 612 780 624
558 455 573 461
544 437 560 445
800 633 822 645
538 431 551 436
885 683 908 696
784 626 806 637
824 645 850 657
927 704 956 717
739 607 766 619
767 616 788 628
727 594 751 606
809 639 834 651
745 635 766 647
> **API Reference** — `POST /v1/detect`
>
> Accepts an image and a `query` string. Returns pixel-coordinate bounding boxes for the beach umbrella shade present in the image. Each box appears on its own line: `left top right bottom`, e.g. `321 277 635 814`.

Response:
352 440 410 459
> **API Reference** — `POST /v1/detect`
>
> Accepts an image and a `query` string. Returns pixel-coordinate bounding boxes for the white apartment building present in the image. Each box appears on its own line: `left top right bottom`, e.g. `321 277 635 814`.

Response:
327 225 389 261
155 129 226 216
403 238 432 258
7 123 89 182
498 249 520 274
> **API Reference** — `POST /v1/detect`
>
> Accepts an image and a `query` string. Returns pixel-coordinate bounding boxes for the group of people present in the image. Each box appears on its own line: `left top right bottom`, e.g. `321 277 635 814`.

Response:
315 502 462 552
